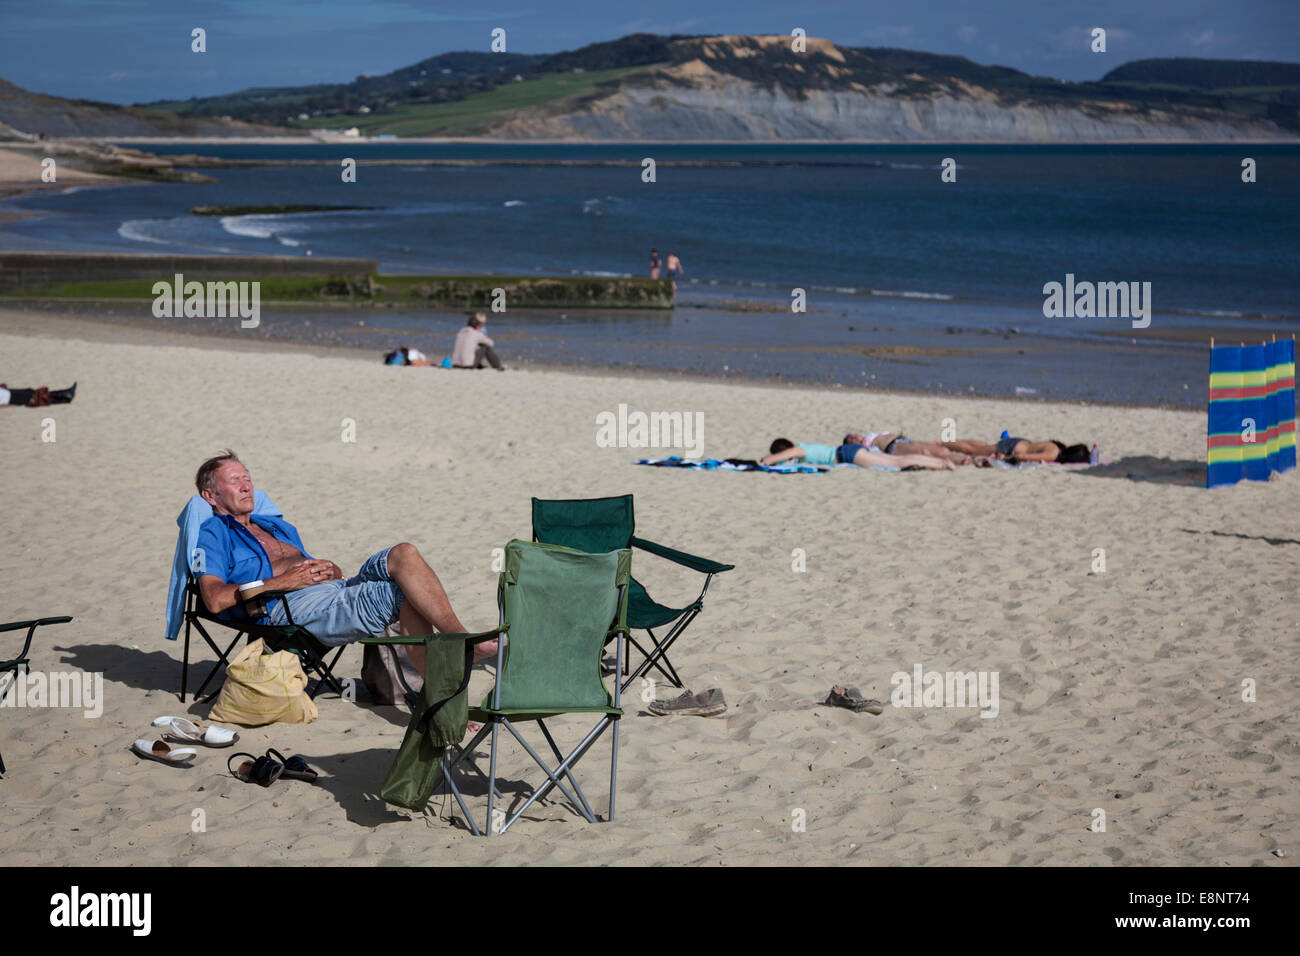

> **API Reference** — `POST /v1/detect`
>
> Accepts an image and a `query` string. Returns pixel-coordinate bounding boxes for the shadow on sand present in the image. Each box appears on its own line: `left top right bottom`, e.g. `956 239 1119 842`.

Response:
1073 456 1205 486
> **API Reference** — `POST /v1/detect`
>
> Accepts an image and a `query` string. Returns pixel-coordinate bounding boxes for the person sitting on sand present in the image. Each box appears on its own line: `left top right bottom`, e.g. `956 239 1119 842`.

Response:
0 382 76 407
452 314 505 371
941 437 1091 463
760 437 956 471
192 451 495 672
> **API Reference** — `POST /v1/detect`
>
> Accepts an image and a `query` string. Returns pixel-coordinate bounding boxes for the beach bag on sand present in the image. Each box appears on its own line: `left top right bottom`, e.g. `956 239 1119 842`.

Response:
209 638 318 726
362 625 424 707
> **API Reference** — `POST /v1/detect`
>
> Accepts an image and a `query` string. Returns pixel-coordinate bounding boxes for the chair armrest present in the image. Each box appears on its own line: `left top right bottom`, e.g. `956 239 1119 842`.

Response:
360 626 505 647
0 616 73 633
631 537 734 575
1 616 72 666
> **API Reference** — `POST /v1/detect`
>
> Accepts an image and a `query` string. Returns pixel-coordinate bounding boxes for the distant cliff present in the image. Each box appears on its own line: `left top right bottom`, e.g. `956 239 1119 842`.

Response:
485 37 1297 141
8 35 1299 141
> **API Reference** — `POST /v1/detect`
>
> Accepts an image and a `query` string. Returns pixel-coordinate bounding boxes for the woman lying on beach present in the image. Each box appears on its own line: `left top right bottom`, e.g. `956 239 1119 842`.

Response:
0 382 76 407
941 437 1091 463
761 437 956 470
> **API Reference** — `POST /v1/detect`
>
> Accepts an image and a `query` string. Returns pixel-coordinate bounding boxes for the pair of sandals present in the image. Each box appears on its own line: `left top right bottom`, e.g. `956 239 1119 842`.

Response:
132 716 242 766
228 748 319 787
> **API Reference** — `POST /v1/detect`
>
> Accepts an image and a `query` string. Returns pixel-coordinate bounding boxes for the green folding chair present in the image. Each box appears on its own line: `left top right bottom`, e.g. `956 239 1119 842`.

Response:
1 616 72 775
366 539 630 835
532 494 733 692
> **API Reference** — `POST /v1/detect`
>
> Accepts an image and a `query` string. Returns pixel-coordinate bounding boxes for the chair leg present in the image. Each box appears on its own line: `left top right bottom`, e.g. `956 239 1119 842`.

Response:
609 715 619 822
486 720 500 836
538 719 598 822
303 645 347 699
622 610 699 692
446 740 504 802
193 628 244 703
180 616 192 702
500 718 611 832
437 752 482 836
501 719 593 822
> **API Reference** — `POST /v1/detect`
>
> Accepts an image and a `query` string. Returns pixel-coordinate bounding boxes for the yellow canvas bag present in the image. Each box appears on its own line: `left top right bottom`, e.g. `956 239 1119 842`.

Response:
209 638 319 726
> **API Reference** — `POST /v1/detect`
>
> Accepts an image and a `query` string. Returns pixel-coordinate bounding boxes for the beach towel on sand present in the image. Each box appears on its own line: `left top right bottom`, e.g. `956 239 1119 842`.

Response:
637 456 899 473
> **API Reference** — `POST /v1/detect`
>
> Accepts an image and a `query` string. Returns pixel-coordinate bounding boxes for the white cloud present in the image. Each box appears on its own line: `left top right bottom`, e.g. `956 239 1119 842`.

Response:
958 25 977 44
1189 29 1217 47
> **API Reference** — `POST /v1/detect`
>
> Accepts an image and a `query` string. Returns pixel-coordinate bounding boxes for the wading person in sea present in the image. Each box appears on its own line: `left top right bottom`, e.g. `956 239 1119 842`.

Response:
451 314 505 371
664 251 684 290
649 248 662 279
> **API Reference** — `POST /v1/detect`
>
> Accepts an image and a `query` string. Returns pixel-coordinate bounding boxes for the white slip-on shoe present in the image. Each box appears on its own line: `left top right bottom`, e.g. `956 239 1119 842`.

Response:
132 739 198 766
152 715 240 747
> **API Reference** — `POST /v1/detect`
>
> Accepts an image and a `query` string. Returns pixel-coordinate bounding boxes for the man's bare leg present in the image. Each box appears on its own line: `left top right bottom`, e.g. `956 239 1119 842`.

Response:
942 439 997 456
890 439 969 461
387 542 498 663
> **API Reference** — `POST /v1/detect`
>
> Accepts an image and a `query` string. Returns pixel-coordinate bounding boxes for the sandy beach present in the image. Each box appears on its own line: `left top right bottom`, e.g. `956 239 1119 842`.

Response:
0 306 1295 866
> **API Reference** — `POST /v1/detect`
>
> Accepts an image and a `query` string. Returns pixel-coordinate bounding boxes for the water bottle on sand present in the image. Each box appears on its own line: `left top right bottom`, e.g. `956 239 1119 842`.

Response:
1090 443 1099 466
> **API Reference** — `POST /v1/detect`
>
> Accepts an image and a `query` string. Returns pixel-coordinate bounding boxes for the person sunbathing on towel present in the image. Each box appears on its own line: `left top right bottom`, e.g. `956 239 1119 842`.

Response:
192 450 495 673
941 437 1090 463
845 431 970 463
760 437 956 470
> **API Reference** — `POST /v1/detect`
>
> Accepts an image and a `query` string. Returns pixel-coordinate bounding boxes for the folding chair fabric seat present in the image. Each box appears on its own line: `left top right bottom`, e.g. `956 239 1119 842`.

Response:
368 539 630 835
531 494 733 691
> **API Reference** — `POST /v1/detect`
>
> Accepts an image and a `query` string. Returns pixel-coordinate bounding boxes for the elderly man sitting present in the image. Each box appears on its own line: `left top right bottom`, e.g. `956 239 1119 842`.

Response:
193 450 495 672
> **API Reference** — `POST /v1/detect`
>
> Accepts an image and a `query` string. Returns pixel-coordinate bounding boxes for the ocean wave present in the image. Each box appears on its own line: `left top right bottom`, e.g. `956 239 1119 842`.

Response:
503 200 526 207
870 288 955 301
219 215 278 239
886 162 964 170
117 218 172 245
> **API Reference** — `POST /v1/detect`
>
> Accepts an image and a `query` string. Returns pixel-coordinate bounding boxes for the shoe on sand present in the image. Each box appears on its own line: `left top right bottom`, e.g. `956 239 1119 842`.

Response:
132 739 197 766
823 686 884 715
152 715 239 747
227 752 283 787
648 687 726 717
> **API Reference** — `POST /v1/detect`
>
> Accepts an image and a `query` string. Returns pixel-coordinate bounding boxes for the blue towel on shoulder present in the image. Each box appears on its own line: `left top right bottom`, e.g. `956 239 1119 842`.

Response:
164 490 281 640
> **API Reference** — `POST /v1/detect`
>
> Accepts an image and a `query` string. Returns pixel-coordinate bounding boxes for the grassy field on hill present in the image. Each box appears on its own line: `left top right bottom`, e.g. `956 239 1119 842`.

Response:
301 67 639 136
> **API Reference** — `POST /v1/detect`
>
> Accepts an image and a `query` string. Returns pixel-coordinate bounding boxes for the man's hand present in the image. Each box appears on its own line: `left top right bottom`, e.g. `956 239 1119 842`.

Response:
269 559 341 592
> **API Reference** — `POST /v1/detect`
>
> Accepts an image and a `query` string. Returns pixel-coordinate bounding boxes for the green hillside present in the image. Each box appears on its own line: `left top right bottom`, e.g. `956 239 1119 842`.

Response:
300 67 639 136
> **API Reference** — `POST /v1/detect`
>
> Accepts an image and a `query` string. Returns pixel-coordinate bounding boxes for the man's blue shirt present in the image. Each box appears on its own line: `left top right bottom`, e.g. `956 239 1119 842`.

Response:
194 513 313 622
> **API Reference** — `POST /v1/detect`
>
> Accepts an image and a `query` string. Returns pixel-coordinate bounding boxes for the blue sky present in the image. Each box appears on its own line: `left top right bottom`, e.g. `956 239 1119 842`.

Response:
2 0 1296 104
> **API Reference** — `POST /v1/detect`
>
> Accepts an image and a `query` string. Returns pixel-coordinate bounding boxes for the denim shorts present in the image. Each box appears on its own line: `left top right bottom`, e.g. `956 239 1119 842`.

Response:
837 443 870 463
267 547 404 646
